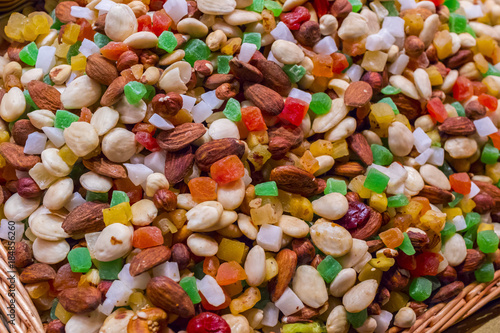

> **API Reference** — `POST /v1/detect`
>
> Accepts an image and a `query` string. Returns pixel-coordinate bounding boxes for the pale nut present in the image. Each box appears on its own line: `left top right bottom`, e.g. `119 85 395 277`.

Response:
389 75 420 100
337 13 369 40
115 95 147 124
326 305 349 333
3 62 22 81
123 32 159 49
32 238 70 264
61 75 102 109
442 233 467 266
128 0 148 17
206 30 227 51
131 199 158 226
65 313 105 333
312 193 349 220
419 14 440 47
444 136 478 159
141 67 161 85
271 40 305 65
355 317 377 333
197 0 237 15
186 201 224 231
28 109 55 129
310 221 353 257
30 212 69 241
105 4 138 42
90 107 119 136
146 173 170 197
187 233 219 256
319 14 338 35
394 307 416 328
388 122 414 157
336 239 369 268
4 193 40 222
94 223 133 262
221 314 252 333
292 265 329 308
404 166 425 196
177 18 209 38
325 117 357 142
238 213 258 240
314 155 335 176
158 61 192 94
342 279 378 313
223 9 262 25
21 68 44 88
419 164 451 190
217 179 245 210
413 68 432 100
177 193 197 210
329 268 357 297
63 122 100 157
43 177 73 211
0 87 25 122
80 172 113 193
312 98 349 133
49 65 72 85
244 245 266 287
278 215 309 238
102 128 138 163
41 148 72 177
99 308 134 333
208 118 240 140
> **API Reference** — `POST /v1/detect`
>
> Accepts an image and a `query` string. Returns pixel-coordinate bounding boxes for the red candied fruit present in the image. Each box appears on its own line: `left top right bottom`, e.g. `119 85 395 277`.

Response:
278 97 309 127
100 42 130 61
426 97 448 123
449 172 471 195
478 93 498 111
429 0 444 6
490 131 500 150
114 178 143 205
137 15 153 32
241 106 268 131
152 10 173 37
471 81 488 96
331 53 349 73
452 76 474 101
410 252 442 277
76 18 94 41
397 252 417 271
135 131 160 152
313 0 330 17
280 6 311 30
187 312 231 333
133 226 164 249
210 155 245 185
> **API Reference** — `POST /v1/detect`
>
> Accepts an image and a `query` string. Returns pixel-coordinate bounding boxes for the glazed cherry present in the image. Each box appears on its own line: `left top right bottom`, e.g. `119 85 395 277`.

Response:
187 312 231 333
337 201 371 230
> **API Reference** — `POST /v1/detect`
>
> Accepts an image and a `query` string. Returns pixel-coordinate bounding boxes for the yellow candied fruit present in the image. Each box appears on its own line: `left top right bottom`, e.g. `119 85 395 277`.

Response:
250 203 275 225
403 13 424 36
369 192 387 213
383 291 410 313
358 263 382 284
442 207 462 220
400 200 423 220
483 76 500 97
229 287 261 315
458 198 476 213
5 13 28 42
310 139 334 157
55 42 71 58
486 163 500 183
331 139 349 159
289 195 314 221
348 175 372 199
478 223 495 232
22 22 38 41
300 150 320 174
217 238 247 264
248 144 272 171
32 14 50 35
0 155 6 168
474 53 489 74
369 253 395 272
221 37 242 55
433 30 453 59
0 130 10 143
418 210 446 233
129 292 151 312
426 128 441 145
361 51 388 72
246 130 268 148
25 281 50 299
102 202 132 226
265 256 278 281
71 53 87 71
55 302 73 324
224 281 243 298
59 145 79 165
476 35 497 58
167 108 194 125
426 66 444 86
62 23 81 45
370 103 395 124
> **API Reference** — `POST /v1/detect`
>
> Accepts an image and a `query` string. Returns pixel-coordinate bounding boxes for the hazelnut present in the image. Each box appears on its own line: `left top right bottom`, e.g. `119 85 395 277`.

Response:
194 60 213 77
465 100 487 120
473 192 495 214
11 119 37 146
361 71 383 94
215 82 239 100
330 0 352 18
171 243 190 270
294 21 321 47
93 14 106 34
116 50 139 72
382 267 410 291
15 242 34 268
407 301 428 317
46 319 65 333
151 92 183 117
404 36 425 58
139 50 159 68
153 189 177 211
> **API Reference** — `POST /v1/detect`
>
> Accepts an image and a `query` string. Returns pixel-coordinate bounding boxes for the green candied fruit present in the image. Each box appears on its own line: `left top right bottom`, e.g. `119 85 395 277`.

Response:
67 41 82 64
381 85 401 95
264 0 283 16
282 64 306 83
193 260 205 279
247 0 265 12
463 225 478 249
94 33 112 48
465 24 476 38
346 309 367 328
43 74 54 86
255 181 279 196
371 144 393 166
317 255 342 283
96 258 123 280
439 161 454 177
24 90 38 109
50 17 64 30
348 0 362 12
144 85 155 101
223 98 241 122
282 322 326 333
217 55 233 74
158 31 177 53
448 192 463 208
398 232 416 255
378 97 399 114
50 299 59 320
484 64 500 77
309 92 332 115
449 13 467 33
477 230 500 253
254 287 270 309
481 143 499 164
243 32 262 49
409 277 433 301
179 276 202 304
86 191 108 203
67 247 92 273
54 110 79 129
381 1 398 16
184 39 211 66
441 222 456 241
19 42 38 66
110 190 130 207
325 178 347 195
387 193 410 208
451 101 466 117
124 81 147 105
444 0 460 12
465 212 481 231
364 168 390 194
475 262 495 282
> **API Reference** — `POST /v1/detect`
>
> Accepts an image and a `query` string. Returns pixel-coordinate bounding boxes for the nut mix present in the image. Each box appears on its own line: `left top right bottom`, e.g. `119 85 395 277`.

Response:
2 0 500 332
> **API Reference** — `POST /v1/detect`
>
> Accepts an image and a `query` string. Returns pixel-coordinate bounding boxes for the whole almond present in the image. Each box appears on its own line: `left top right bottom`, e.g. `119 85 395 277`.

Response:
229 58 263 83
269 249 297 302
146 276 195 318
244 84 285 116
391 93 423 120
455 249 486 274
270 165 318 197
195 138 246 172
116 50 139 72
347 133 373 165
474 181 500 210
58 286 102 313
19 263 56 283
83 157 128 179
291 238 315 266
251 59 292 96
204 74 234 90
11 119 37 146
268 126 303 160
62 201 109 235
429 281 464 304
344 81 373 107
472 192 495 214
417 185 454 204
27 81 63 112
332 162 366 178
156 123 206 152
445 50 473 69
101 76 128 106
351 208 382 240
164 146 195 184
438 117 476 135
86 54 119 86
465 100 487 120
129 246 171 276
55 1 78 23
0 142 41 171
437 265 457 285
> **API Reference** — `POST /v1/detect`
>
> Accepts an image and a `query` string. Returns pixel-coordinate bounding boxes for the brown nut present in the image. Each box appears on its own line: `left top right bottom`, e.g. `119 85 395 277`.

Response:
330 0 352 18
58 286 102 313
20 263 56 284
128 307 168 333
406 227 430 251
465 100 487 120
151 92 183 117
11 119 38 146
153 189 178 211
293 21 321 47
382 267 410 291
171 243 190 270
46 320 65 333
437 265 457 284
117 50 139 72
361 71 384 95
215 82 239 100
473 192 495 214
455 249 486 274
14 242 34 268
429 281 464 304
194 60 213 77
405 36 425 58
17 177 42 198
269 249 297 302
292 238 316 266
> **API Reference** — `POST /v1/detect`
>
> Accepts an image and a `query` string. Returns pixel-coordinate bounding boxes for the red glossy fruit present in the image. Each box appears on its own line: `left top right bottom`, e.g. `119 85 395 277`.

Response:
313 0 329 17
478 93 498 111
187 312 231 333
137 15 153 32
100 42 130 61
241 106 267 131
135 131 160 152
397 252 417 271
280 6 311 30
210 155 245 185
452 76 473 101
133 226 164 249
449 172 471 195
278 97 309 127
410 252 441 277
426 97 448 123
331 53 349 73
337 201 371 230
152 9 173 36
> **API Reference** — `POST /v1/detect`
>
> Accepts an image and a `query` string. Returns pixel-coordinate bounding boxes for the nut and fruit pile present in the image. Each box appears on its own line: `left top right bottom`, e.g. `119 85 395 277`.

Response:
2 0 500 332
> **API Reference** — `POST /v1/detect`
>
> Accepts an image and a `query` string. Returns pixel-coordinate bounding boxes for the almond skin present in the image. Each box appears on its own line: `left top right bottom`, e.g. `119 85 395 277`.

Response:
27 81 63 112
195 138 246 172
82 157 128 179
58 286 102 314
244 84 285 116
429 281 464 304
344 81 373 108
269 249 297 302
146 276 195 318
156 123 207 152
62 201 109 235
347 133 373 165
270 165 318 197
251 59 292 96
101 76 128 106
164 146 195 184
129 245 171 276
350 208 382 240
438 117 476 135
0 142 41 171
86 54 119 86
55 1 78 23
417 185 454 204
19 263 56 284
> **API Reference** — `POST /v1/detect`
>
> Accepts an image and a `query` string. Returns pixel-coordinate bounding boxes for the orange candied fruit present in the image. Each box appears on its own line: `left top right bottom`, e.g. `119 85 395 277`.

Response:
452 76 474 101
188 177 217 202
100 42 130 61
76 18 94 41
79 107 92 123
132 123 156 134
312 54 333 78
203 256 220 278
210 155 245 185
426 97 447 123
411 196 431 216
331 52 349 74
478 93 498 111
133 226 164 249
379 227 404 248
215 261 248 286
241 106 268 132
490 131 500 150
449 172 471 195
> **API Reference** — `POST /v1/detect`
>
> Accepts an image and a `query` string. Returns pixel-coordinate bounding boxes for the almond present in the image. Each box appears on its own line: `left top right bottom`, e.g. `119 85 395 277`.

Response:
11 119 37 146
229 58 263 83
391 93 423 120
204 74 234 90
116 50 139 72
58 286 102 314
347 133 373 165
437 265 457 284
351 208 382 240
455 249 486 274
417 185 454 204
474 181 500 209
156 123 207 152
283 305 321 324
83 157 128 179
472 192 495 214
445 50 473 69
101 76 128 106
332 161 366 178
164 146 195 184
0 142 41 171
438 117 476 135
292 238 316 266
344 81 373 107
146 276 195 318
19 263 56 283
408 302 428 317
27 81 63 112
382 267 410 291
367 239 384 253
244 83 285 116
62 201 109 236
14 242 33 268
251 59 292 96
86 54 119 86
171 243 190 270
270 165 318 197
269 249 297 302
55 1 78 23
429 281 464 304
406 227 429 251
268 126 303 160
195 138 246 172
129 246 171 276
465 100 487 120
